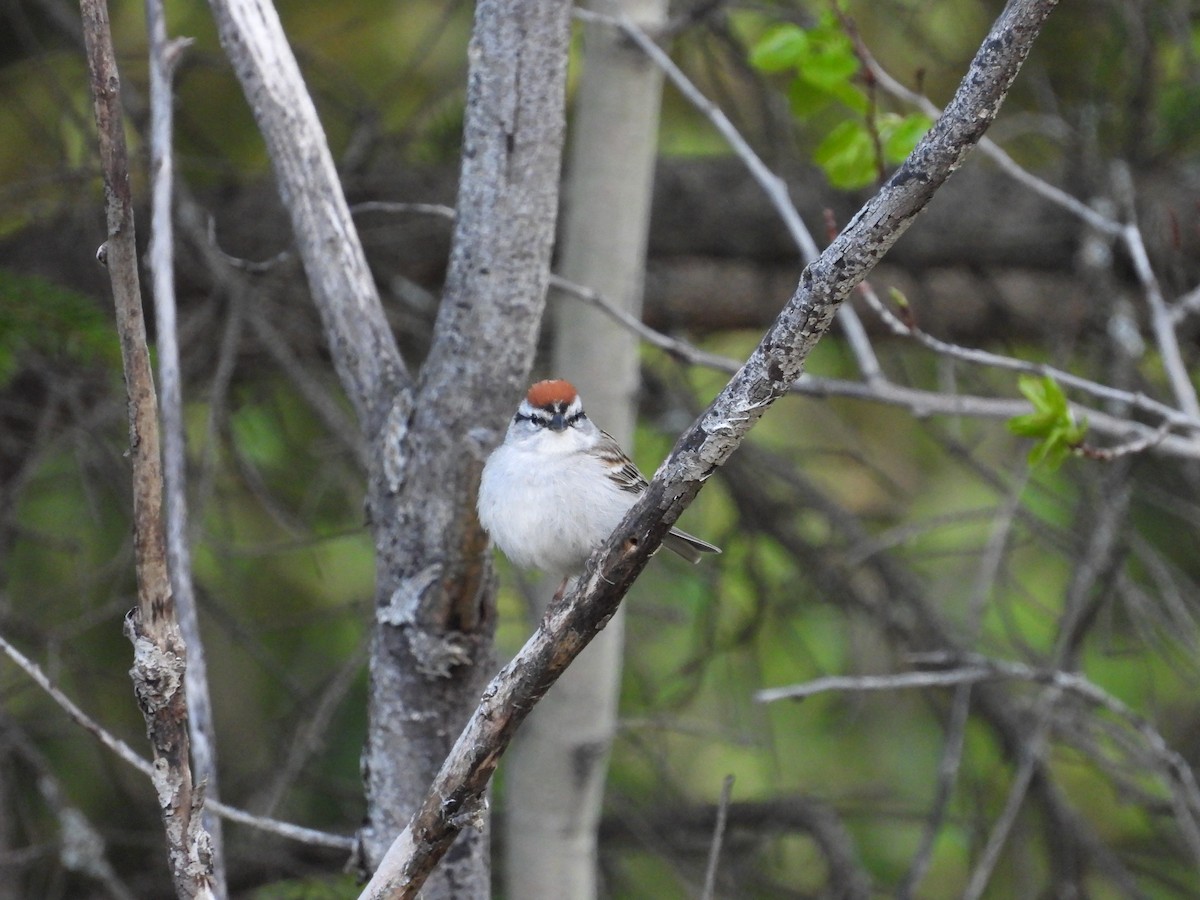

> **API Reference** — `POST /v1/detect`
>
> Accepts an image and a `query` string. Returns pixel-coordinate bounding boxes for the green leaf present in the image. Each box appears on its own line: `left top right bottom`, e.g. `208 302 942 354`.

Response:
787 77 834 119
1007 375 1088 469
800 37 860 89
1007 411 1055 438
750 25 809 73
813 120 876 189
880 112 933 163
827 79 870 115
1016 374 1070 417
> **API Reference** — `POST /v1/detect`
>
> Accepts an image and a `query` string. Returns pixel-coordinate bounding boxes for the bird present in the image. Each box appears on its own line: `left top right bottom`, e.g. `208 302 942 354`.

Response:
477 379 720 585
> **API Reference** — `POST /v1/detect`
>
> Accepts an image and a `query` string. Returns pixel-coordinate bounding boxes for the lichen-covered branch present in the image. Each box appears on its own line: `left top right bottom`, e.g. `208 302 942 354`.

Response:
79 1 214 896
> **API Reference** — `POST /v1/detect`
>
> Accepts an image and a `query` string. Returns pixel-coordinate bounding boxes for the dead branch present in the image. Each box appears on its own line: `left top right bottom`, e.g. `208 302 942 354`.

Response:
79 1 214 895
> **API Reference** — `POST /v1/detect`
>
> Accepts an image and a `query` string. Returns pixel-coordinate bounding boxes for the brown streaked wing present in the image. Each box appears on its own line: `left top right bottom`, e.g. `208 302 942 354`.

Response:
597 431 649 494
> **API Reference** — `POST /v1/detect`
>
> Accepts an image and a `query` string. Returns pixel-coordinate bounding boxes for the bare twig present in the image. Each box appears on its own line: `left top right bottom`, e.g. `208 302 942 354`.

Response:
700 774 735 900
205 802 356 852
349 201 456 221
357 201 1200 460
856 280 1200 435
858 38 1120 238
1170 282 1200 325
0 721 138 900
898 683 971 899
575 7 819 262
79 1 215 895
755 667 997 702
205 0 410 435
253 639 371 817
360 2 1062 895
574 7 884 384
0 632 357 855
962 689 1058 900
554 271 1200 459
0 633 155 779
759 652 1200 862
1119 208 1200 421
144 4 226 894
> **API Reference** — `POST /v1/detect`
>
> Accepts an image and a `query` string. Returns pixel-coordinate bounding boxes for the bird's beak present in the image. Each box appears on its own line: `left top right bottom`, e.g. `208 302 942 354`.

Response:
548 413 568 432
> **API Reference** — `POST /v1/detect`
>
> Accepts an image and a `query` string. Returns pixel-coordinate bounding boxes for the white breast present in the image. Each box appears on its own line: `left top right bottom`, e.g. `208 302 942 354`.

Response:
477 435 635 576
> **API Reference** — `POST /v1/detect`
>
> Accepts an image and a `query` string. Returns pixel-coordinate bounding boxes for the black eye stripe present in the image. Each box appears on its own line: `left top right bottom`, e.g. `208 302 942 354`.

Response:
515 407 585 427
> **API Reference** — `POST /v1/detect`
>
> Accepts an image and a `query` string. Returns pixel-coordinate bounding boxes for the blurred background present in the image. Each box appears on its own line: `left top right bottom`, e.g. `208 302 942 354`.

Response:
3 0 1200 896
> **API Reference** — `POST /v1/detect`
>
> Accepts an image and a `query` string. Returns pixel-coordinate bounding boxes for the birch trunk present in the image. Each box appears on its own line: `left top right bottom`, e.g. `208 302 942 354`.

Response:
504 1 667 896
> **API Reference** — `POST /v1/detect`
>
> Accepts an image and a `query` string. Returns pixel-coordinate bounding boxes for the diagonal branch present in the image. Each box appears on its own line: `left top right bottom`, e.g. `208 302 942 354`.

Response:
203 0 409 437
576 7 882 383
359 1 1062 895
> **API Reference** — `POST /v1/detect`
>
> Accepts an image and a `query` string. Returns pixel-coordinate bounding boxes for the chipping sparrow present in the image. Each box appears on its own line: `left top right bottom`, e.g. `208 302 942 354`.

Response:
477 379 720 579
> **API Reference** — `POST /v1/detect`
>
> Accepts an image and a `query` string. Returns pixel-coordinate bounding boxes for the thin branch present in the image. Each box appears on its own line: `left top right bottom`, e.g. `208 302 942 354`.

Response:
758 653 1200 863
0 632 357 854
1120 217 1200 421
0 633 155 779
755 667 998 702
857 37 1120 238
360 2 1062 895
554 271 1200 459
144 3 226 894
961 689 1057 900
574 7 819 263
897 683 971 899
699 774 735 900
575 7 884 383
204 0 410 435
349 201 456 221
1170 282 1200 325
856 280 1200 435
0 721 138 900
253 639 370 818
205 802 356 852
79 1 215 894
361 203 1200 458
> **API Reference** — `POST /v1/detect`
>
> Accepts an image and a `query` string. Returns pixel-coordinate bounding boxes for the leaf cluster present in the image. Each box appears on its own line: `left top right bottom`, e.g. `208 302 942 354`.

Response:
749 14 931 189
1007 374 1089 469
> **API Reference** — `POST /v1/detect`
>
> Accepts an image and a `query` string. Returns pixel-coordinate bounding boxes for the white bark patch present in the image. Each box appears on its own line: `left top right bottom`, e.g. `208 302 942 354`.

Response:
382 391 413 494
378 566 441 627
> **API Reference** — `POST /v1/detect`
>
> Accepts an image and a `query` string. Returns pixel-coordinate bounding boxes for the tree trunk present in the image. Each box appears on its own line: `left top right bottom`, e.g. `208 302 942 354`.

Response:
503 1 667 897
204 0 572 895
359 1 573 896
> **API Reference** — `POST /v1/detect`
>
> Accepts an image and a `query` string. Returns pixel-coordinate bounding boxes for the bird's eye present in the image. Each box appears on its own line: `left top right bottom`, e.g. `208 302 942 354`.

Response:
567 412 585 426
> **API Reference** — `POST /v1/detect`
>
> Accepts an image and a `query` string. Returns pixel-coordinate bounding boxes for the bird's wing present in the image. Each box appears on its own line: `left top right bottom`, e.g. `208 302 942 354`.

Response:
596 430 649 495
